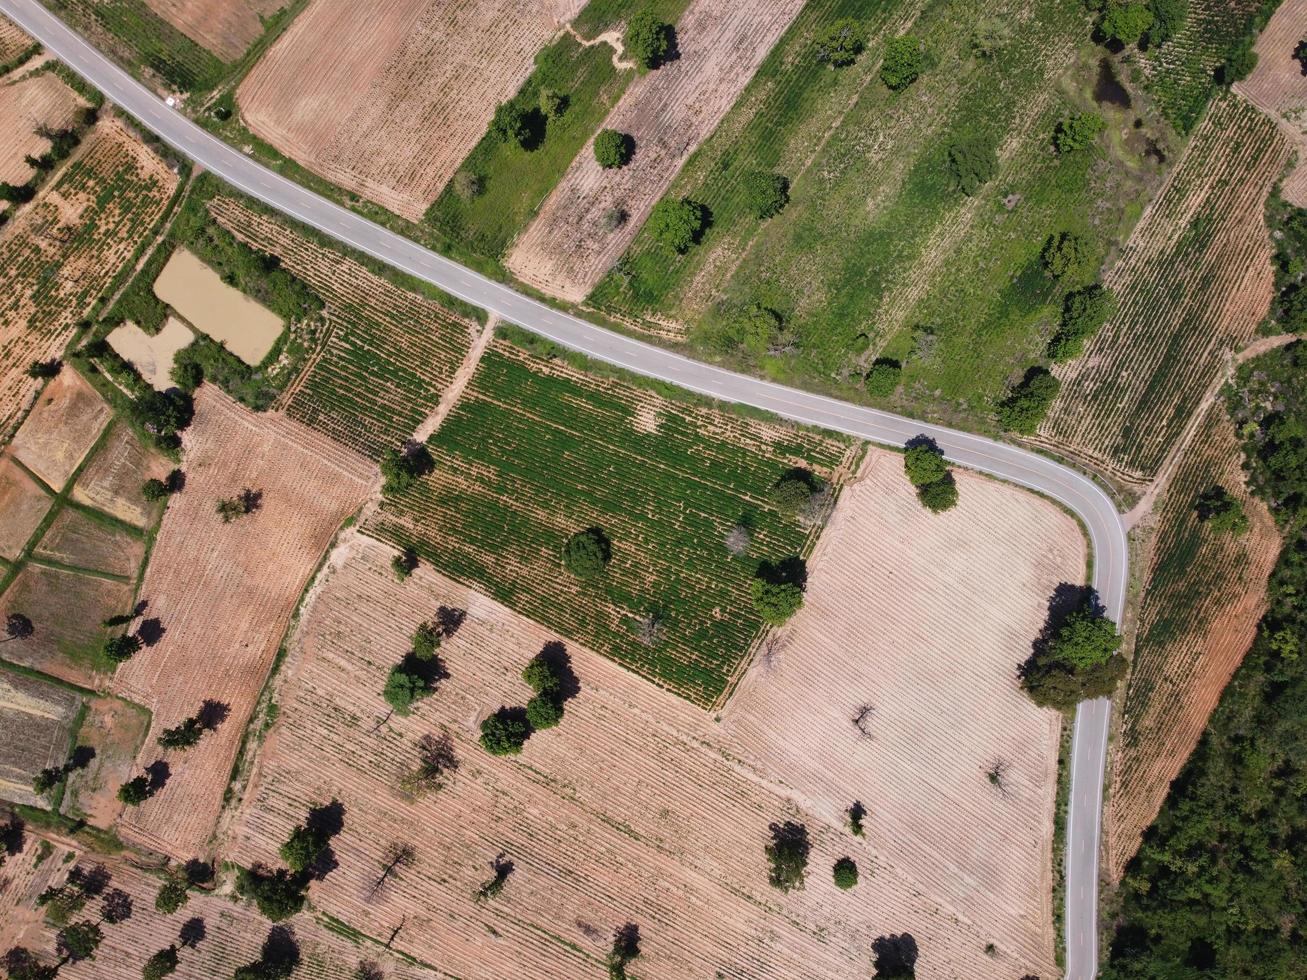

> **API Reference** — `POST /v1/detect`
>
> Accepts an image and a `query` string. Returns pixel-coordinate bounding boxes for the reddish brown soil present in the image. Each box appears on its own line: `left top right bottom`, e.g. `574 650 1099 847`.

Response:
142 0 284 62
9 369 112 491
1235 0 1307 205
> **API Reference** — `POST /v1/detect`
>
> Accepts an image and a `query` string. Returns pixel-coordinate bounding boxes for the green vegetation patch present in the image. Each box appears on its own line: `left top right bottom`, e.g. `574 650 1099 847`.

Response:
367 336 856 706
572 0 691 38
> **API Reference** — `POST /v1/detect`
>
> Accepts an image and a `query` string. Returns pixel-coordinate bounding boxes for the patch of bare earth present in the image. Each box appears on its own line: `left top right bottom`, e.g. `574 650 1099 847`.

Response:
237 0 584 220
60 695 149 829
0 669 79 807
0 455 52 559
71 421 172 528
8 368 112 491
0 833 78 954
0 72 86 185
1107 401 1281 877
506 0 807 301
32 507 145 578
1235 0 1307 205
142 0 284 62
110 387 372 860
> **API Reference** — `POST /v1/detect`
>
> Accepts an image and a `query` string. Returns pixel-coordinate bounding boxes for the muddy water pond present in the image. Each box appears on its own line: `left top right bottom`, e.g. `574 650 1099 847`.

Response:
153 248 284 365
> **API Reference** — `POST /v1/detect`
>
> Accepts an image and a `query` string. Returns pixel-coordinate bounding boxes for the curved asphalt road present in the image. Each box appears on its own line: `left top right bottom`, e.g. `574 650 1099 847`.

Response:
1 1 1125 973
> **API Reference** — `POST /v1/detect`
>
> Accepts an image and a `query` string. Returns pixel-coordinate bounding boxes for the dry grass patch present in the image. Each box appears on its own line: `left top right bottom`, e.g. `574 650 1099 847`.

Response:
0 72 87 185
143 0 284 62
32 507 145 579
9 369 112 492
0 668 79 807
60 695 149 829
0 14 32 65
71 421 172 528
238 0 585 220
0 456 52 560
111 387 372 860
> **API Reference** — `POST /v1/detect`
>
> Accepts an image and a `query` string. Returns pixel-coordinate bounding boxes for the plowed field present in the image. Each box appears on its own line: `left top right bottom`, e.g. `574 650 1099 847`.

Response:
0 667 79 807
32 507 145 579
1235 0 1307 206
143 0 284 62
0 456 52 560
0 71 86 185
9 369 112 491
70 421 171 528
111 387 372 860
238 0 585 220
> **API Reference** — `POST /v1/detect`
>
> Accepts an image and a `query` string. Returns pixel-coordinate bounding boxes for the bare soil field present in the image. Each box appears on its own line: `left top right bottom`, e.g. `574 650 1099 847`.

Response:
0 71 86 185
0 13 32 65
60 694 149 829
9 369 112 491
32 506 145 579
107 316 195 391
238 0 585 221
71 421 172 528
0 118 178 442
0 456 52 560
1039 95 1290 485
143 0 284 62
1235 0 1307 205
1107 401 1281 877
228 472 1080 980
0 563 133 687
2 850 432 980
508 0 806 301
111 387 372 860
153 247 284 365
0 668 79 807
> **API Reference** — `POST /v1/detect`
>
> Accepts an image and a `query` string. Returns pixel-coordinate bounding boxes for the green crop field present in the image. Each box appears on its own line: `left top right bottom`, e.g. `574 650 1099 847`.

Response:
587 0 1163 429
367 334 858 706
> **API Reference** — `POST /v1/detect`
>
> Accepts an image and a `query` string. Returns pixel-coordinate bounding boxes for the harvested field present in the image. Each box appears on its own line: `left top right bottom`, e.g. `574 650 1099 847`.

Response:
71 421 171 528
8 369 112 491
1108 401 1281 877
59 694 149 828
153 247 284 366
238 0 585 220
207 197 477 458
0 14 32 66
111 387 372 859
0 563 133 686
0 668 79 807
0 456 52 560
106 316 195 391
1040 95 1290 485
0 118 178 443
0 71 86 185
508 0 806 301
367 337 859 706
142 0 284 62
2 851 432 980
229 513 1076 979
32 507 145 579
1235 0 1307 206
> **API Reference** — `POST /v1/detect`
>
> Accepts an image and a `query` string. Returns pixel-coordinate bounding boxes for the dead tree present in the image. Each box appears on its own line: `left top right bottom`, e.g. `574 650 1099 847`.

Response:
368 842 415 899
851 704 874 740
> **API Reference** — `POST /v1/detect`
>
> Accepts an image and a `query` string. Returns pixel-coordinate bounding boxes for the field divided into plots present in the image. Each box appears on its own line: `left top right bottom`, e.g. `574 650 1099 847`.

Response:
208 197 477 459
368 338 858 706
1040 95 1289 483
1108 401 1281 877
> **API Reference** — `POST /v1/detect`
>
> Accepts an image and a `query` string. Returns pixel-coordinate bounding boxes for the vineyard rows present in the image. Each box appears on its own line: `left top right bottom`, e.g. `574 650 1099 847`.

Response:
1108 401 1281 877
208 197 476 459
0 118 178 442
0 13 31 64
367 338 858 707
1234 0 1307 207
1039 95 1290 484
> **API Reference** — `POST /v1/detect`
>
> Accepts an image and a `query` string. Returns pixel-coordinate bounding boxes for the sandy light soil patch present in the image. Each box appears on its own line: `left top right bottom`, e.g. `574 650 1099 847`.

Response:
8 369 112 491
0 668 79 807
111 387 372 860
142 0 284 62
228 465 1080 980
32 507 145 579
508 0 807 301
0 455 52 560
107 316 195 391
1235 0 1307 205
71 421 172 528
153 248 283 365
0 71 86 185
59 694 149 829
237 0 584 221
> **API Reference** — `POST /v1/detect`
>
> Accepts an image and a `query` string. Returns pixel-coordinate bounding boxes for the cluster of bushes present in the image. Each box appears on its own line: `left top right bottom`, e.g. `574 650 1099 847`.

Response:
1053 111 1105 154
1266 195 1307 333
382 618 453 717
479 646 577 755
0 106 98 211
1047 284 1116 362
902 440 959 513
750 557 807 625
997 367 1061 434
1019 591 1125 711
236 802 344 922
945 136 998 196
380 442 435 495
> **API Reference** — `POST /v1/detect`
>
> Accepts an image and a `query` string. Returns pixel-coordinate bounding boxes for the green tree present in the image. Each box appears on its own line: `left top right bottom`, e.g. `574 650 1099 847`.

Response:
131 389 193 444
154 873 190 914
563 528 611 579
391 548 417 581
903 443 947 487
480 708 532 755
382 661 432 716
522 655 561 695
832 856 859 890
56 920 103 962
104 632 142 664
279 823 328 875
1021 598 1126 710
750 577 804 626
593 129 633 168
32 766 63 797
3 948 58 980
1147 0 1187 45
1195 485 1249 536
26 359 60 379
411 621 442 660
714 303 783 356
1053 112 1105 153
1048 284 1116 362
648 198 707 253
624 10 672 71
740 170 788 219
880 35 923 91
380 444 434 495
815 18 866 67
539 87 566 119
997 367 1061 434
525 694 563 730
489 101 531 147
917 475 959 513
865 358 902 397
141 478 172 502
769 471 815 513
234 865 306 923
142 945 179 980
117 775 151 806
1041 231 1094 282
945 137 998 196
1101 3 1154 46
1220 37 1258 84
764 821 810 892
157 716 203 751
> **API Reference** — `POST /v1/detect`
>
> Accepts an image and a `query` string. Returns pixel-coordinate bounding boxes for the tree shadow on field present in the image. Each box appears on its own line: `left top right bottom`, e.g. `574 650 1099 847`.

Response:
305 799 346 882
1019 582 1097 679
145 759 170 794
756 556 807 590
0 815 24 858
436 606 466 638
178 916 206 948
537 641 581 703
136 618 165 647
66 745 96 773
871 933 918 978
197 699 230 731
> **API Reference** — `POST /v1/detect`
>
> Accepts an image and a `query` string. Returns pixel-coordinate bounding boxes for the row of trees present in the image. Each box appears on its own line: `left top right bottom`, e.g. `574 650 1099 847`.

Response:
480 645 578 755
902 440 959 513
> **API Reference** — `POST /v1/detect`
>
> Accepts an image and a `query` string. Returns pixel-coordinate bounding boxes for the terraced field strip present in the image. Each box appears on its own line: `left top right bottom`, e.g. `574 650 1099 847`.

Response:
1108 401 1281 877
0 117 178 442
208 196 477 459
367 338 858 707
1040 95 1289 484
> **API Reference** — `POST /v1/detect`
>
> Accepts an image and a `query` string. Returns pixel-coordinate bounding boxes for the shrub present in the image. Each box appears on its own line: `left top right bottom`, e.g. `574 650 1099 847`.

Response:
562 528 611 579
917 475 959 513
480 708 532 755
594 128 633 168
142 945 179 980
104 633 142 664
648 198 707 253
117 776 151 806
749 578 804 626
26 359 60 379
451 170 482 200
1053 112 1105 153
865 358 902 396
1041 231 1094 282
539 87 566 119
946 137 998 196
522 656 561 695
716 303 783 355
880 35 923 90
997 367 1061 434
157 717 203 751
380 444 434 495
833 857 859 889
525 694 563 730
489 101 531 147
235 865 306 923
1048 284 1116 362
279 824 328 874
847 800 866 836
391 548 417 581
970 16 1014 58
1219 37 1258 85
141 478 172 502
769 472 815 513
1148 0 1187 45
764 821 809 892
740 170 789 219
398 731 458 798
601 206 628 232
1195 485 1249 536
815 18 866 67
903 442 947 487
1021 598 1126 710
155 874 190 914
1101 3 1154 46
624 10 672 71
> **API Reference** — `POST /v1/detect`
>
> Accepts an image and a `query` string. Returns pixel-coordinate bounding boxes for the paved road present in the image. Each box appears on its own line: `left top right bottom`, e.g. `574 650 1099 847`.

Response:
2 1 1124 973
